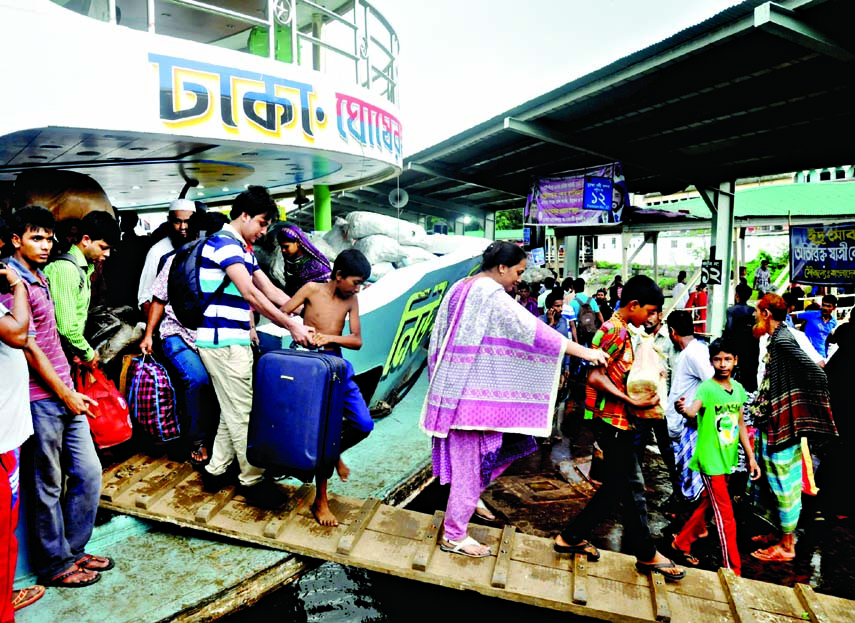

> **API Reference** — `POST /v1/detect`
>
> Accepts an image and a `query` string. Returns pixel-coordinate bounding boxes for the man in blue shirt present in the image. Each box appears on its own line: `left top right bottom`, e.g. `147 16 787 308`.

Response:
798 294 837 358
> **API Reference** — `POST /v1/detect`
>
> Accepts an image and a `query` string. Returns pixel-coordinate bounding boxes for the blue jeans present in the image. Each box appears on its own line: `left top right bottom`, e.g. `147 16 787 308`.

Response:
25 397 102 579
162 335 218 446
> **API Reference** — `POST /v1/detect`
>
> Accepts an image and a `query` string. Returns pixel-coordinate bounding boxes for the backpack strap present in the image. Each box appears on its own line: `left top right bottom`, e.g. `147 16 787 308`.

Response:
54 253 86 289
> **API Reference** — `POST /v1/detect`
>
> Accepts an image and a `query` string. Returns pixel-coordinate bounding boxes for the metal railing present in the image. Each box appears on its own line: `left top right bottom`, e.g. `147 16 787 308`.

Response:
52 0 399 103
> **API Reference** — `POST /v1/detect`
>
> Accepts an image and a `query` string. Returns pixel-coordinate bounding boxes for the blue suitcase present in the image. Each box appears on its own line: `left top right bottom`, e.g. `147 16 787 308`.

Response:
247 349 347 482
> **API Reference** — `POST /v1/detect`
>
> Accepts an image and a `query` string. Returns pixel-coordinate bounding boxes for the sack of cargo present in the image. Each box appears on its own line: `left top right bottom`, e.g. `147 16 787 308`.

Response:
354 234 403 265
322 217 353 255
346 211 426 245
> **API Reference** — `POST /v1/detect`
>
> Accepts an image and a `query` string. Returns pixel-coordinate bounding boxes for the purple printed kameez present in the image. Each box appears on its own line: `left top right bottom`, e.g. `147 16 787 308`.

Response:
421 276 566 541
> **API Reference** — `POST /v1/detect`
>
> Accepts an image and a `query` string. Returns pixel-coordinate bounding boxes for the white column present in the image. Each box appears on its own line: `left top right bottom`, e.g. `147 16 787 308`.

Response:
708 181 736 337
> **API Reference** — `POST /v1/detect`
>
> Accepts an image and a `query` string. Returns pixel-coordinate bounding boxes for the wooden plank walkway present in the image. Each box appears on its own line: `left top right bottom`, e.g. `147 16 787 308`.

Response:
100 455 854 623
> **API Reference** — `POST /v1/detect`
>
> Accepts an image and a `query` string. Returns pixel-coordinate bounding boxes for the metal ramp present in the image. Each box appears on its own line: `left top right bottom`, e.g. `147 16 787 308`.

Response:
100 455 853 623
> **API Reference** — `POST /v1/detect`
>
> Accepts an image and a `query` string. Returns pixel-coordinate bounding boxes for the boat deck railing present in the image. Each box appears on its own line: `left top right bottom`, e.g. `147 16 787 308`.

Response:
51 0 399 103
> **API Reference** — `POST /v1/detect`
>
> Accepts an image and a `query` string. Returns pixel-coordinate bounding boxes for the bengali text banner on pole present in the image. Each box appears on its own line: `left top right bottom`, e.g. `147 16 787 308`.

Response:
525 163 627 226
790 222 855 285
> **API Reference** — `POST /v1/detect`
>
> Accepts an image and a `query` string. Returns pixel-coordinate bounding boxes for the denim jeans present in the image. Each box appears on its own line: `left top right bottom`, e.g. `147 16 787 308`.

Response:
560 419 657 561
25 397 102 579
161 335 218 447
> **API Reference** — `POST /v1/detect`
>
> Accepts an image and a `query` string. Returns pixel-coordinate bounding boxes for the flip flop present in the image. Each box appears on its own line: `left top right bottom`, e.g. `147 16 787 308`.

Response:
553 538 601 562
440 536 491 558
472 499 502 526
76 553 115 572
670 538 700 567
12 585 45 610
635 559 686 581
40 566 100 588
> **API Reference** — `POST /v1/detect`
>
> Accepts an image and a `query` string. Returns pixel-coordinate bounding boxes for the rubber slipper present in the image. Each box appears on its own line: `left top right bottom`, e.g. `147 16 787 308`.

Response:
670 539 700 567
472 499 502 526
553 538 601 562
635 559 686 581
41 566 100 588
77 553 115 571
440 536 491 558
12 585 45 610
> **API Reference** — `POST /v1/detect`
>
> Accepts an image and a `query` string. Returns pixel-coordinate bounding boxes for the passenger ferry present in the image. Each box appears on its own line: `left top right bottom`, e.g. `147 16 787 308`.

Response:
1 2 485 617
0 0 486 406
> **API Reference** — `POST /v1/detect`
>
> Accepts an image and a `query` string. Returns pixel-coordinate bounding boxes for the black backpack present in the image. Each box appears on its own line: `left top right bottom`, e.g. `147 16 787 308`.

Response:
167 230 241 329
576 297 602 344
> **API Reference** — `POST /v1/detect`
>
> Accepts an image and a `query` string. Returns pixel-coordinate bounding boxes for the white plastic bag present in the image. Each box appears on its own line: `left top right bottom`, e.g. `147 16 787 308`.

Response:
626 334 666 419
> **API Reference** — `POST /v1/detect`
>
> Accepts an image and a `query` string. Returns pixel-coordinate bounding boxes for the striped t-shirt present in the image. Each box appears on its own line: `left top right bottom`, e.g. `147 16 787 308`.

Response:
196 225 257 349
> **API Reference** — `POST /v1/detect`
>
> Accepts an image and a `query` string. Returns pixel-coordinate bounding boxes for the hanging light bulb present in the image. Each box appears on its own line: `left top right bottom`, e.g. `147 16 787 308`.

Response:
293 185 310 206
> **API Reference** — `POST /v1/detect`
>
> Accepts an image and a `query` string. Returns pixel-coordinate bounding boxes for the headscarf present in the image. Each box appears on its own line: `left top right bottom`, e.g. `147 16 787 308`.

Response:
278 224 331 286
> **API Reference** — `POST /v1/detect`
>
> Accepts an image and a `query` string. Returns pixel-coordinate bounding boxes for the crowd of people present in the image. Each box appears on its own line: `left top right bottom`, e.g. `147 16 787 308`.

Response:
0 194 851 615
0 186 376 618
427 247 848 583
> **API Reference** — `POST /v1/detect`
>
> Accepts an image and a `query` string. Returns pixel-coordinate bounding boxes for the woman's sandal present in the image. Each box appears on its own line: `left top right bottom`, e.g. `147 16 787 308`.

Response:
440 536 491 558
77 553 115 572
12 585 45 610
553 538 601 561
41 565 100 588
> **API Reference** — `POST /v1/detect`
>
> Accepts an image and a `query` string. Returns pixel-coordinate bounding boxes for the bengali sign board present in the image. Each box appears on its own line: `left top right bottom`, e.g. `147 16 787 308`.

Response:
525 164 627 226
790 223 855 286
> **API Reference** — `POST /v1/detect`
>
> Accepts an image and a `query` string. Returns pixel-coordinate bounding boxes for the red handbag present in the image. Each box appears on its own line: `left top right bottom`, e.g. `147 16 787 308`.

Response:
74 366 133 449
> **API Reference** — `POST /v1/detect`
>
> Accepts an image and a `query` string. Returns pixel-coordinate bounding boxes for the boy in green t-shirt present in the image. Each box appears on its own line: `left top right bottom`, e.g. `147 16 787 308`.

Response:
673 337 761 576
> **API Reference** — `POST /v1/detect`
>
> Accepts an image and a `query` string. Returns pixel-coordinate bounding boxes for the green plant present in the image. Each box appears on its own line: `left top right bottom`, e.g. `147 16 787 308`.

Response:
596 261 620 271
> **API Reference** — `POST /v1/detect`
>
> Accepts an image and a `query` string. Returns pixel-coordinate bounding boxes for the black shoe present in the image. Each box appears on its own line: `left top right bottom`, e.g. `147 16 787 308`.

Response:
238 479 288 510
200 469 232 494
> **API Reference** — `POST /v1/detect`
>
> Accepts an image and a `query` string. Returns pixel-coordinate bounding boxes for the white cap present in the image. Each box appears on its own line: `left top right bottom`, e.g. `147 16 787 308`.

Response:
169 199 196 212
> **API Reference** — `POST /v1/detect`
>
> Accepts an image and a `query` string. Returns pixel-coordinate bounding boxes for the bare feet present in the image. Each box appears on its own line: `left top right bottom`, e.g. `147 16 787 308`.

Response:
336 458 350 482
750 544 795 562
311 499 339 527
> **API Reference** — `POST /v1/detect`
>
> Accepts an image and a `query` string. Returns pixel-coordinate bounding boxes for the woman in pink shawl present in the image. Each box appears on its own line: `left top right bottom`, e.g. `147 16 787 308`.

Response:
420 242 607 557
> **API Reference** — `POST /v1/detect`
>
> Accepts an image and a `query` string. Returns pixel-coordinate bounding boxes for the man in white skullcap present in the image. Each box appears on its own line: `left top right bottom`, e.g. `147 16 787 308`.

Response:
137 199 196 316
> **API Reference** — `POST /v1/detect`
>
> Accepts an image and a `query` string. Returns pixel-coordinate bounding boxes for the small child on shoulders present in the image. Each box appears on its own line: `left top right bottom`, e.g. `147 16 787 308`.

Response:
281 249 374 526
674 337 761 576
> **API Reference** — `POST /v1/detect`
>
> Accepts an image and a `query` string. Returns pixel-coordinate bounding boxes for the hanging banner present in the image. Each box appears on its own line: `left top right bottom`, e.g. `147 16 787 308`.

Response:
525 163 627 226
790 223 855 285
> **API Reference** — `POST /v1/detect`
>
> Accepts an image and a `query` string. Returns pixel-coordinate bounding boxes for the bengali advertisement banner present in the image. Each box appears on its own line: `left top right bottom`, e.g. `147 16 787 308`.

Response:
525 163 627 226
790 223 855 285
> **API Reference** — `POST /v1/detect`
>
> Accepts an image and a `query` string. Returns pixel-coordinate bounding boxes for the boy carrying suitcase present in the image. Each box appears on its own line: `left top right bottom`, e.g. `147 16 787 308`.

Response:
281 249 374 526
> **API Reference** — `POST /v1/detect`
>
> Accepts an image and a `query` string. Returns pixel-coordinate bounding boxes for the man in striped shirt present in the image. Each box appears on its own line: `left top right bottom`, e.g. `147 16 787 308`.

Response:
198 186 313 508
7 206 111 588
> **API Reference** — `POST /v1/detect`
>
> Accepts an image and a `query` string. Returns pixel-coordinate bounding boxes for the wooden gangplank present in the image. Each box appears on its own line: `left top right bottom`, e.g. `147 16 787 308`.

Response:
100 455 854 623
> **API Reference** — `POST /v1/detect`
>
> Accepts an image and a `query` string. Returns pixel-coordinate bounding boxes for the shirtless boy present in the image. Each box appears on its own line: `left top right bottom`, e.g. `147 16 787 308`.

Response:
281 249 374 526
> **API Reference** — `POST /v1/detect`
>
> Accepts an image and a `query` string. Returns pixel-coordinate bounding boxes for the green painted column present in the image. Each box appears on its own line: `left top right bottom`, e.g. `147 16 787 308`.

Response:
313 184 331 232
